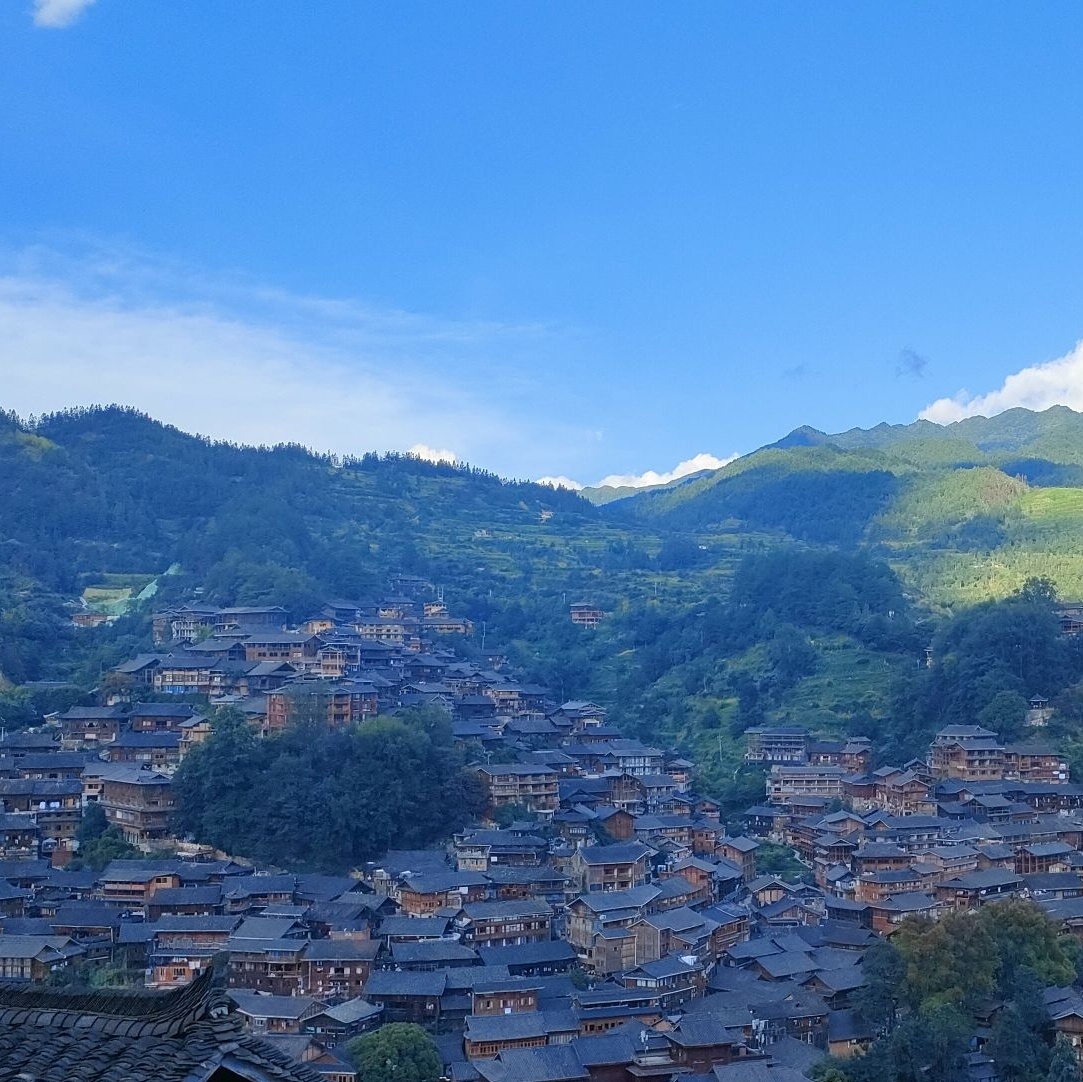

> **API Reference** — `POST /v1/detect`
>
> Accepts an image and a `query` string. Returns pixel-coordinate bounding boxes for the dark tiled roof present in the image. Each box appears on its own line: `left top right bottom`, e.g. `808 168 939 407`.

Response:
392 939 479 965
365 970 447 997
478 940 577 968
148 885 224 907
575 842 650 865
378 916 451 939
302 939 380 962
111 731 182 749
127 703 199 718
0 962 322 1081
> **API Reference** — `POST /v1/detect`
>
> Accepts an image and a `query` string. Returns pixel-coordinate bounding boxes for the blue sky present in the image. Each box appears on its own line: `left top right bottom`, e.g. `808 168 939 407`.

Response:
4 1 1083 486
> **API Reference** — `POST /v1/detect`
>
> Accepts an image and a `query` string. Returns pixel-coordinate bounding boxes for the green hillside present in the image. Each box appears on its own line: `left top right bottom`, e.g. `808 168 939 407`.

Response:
0 405 728 691
579 469 715 506
613 405 1083 606
3 403 1083 803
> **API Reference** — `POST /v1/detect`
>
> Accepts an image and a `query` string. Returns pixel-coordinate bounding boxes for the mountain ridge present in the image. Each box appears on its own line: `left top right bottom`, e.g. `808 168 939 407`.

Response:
604 404 1083 607
766 404 1083 458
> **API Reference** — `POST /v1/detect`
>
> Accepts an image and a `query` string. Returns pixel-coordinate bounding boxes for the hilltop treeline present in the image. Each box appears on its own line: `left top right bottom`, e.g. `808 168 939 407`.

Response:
0 405 590 599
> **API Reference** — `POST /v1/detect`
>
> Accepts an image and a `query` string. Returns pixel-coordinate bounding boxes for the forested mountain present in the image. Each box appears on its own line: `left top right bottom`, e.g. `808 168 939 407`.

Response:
611 405 1083 606
4 403 1083 801
0 404 592 604
0 405 615 689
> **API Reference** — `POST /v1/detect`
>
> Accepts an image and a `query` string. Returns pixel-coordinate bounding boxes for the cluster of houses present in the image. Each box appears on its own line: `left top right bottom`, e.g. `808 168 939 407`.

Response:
1 700 1081 1082
4 769 1083 1082
9 585 1083 1081
0 819 864 1082
106 596 573 738
744 723 1083 938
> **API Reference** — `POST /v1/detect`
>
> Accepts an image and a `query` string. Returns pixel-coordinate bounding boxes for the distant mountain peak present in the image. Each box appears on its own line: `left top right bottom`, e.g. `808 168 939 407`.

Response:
768 425 830 450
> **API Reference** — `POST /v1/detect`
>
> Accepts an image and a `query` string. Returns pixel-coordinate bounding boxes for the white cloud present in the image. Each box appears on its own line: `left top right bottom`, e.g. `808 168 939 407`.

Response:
32 0 96 28
920 339 1083 424
536 476 584 491
538 451 739 492
594 452 739 490
407 443 458 465
0 243 578 476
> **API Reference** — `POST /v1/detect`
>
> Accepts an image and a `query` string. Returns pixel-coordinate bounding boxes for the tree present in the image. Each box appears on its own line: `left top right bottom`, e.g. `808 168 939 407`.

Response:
977 900 1075 991
988 1004 1048 1082
172 707 484 872
810 1066 852 1082
978 690 1030 742
77 801 108 845
894 912 998 1010
876 1003 970 1082
765 623 818 686
1046 1036 1081 1082
71 826 141 871
853 940 904 1033
491 803 536 828
1020 576 1059 606
345 1023 442 1082
920 1003 974 1082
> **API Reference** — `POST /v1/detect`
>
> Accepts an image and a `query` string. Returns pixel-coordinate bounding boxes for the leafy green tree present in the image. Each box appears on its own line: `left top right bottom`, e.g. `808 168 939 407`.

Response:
989 1004 1048 1082
491 803 536 828
977 900 1075 991
1021 576 1059 606
894 912 998 1010
848 902 1079 1082
918 1003 975 1082
884 1002 971 1082
754 842 813 883
1055 934 1083 985
809 1065 852 1082
76 801 108 845
765 623 818 686
1046 1036 1081 1082
853 940 905 1033
71 826 141 871
172 707 486 872
978 690 1030 742
345 1023 442 1082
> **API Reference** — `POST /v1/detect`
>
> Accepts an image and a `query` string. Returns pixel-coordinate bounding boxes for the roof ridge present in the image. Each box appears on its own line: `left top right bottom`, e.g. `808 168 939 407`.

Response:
0 955 227 1037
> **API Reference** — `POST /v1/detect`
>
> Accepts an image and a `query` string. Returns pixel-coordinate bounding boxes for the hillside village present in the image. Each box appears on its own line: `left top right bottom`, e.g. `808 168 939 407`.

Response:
0 581 1081 1081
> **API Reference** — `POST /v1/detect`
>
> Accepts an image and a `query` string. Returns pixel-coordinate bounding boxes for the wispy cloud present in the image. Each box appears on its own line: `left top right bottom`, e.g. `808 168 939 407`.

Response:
538 451 739 492
896 347 928 379
920 339 1083 424
32 0 96 28
0 242 582 476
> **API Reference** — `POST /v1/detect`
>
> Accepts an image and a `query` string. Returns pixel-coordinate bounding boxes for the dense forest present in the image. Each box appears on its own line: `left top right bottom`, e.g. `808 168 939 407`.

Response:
172 706 487 873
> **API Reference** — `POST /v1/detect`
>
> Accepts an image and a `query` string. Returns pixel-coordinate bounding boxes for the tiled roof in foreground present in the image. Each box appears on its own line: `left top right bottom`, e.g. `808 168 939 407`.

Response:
0 960 322 1082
